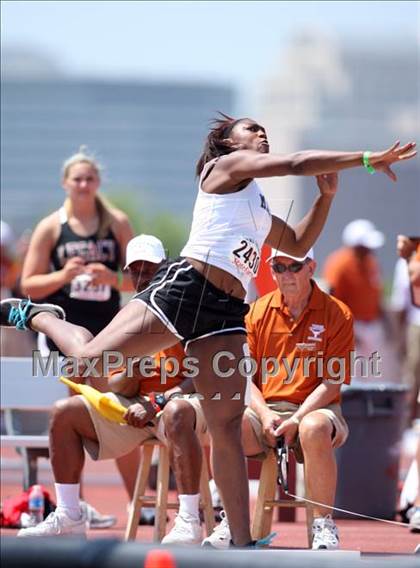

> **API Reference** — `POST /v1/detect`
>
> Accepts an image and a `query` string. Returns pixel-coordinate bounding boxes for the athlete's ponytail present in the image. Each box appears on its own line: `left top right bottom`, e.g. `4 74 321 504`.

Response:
195 113 243 177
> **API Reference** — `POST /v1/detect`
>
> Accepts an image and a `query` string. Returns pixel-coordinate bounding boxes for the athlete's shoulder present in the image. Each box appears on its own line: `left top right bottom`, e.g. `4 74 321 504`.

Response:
217 149 261 170
109 207 130 226
32 211 61 240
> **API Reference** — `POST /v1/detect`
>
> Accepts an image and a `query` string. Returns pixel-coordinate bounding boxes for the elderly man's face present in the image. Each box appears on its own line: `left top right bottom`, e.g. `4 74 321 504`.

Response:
128 260 160 292
270 257 315 296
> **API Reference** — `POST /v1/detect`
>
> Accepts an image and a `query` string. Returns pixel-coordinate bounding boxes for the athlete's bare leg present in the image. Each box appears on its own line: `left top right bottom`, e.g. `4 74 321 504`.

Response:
30 300 178 374
188 334 251 547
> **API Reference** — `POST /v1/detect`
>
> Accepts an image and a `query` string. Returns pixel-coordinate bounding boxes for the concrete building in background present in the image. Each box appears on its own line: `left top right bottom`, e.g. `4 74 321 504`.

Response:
258 32 419 280
1 55 233 233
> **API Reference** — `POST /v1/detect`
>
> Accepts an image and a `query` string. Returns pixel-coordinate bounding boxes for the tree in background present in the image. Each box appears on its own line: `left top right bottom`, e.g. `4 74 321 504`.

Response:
106 191 189 259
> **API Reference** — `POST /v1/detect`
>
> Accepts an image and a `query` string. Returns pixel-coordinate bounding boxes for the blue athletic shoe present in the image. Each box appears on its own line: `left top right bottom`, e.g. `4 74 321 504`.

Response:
0 298 65 330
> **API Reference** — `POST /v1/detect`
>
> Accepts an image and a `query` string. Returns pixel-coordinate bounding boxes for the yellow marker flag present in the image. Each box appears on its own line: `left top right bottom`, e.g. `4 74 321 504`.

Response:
60 377 127 424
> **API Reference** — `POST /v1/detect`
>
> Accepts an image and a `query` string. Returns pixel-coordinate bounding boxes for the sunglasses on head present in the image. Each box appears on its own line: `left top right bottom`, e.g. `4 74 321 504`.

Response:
271 260 308 274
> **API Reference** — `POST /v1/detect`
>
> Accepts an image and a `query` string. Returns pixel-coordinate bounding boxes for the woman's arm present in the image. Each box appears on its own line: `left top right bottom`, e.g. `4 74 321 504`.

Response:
216 141 416 186
265 173 337 257
114 211 135 291
21 214 84 299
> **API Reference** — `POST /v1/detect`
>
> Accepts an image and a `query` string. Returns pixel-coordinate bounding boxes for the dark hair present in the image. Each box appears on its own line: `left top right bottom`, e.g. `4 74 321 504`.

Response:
195 113 244 177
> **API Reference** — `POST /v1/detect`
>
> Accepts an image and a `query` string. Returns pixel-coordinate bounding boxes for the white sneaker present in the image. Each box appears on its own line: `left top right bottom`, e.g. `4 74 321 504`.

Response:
408 506 420 533
312 514 339 550
80 501 117 529
17 510 87 537
202 510 231 549
161 514 202 545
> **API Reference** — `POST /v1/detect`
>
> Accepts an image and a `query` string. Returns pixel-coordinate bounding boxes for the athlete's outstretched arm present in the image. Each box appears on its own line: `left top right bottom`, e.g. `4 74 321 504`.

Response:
265 173 337 257
218 141 416 183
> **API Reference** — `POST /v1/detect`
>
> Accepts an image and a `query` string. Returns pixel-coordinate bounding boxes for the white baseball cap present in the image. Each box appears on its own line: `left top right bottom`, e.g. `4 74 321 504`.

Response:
342 219 385 249
124 234 166 269
267 247 314 263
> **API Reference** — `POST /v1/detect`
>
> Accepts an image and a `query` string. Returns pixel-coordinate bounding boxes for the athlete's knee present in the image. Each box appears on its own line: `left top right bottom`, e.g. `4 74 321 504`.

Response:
50 396 86 432
163 400 196 438
73 327 94 348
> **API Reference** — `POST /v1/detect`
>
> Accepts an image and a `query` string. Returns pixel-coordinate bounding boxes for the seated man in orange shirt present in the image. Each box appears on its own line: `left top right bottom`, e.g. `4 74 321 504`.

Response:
18 236 207 544
205 247 354 550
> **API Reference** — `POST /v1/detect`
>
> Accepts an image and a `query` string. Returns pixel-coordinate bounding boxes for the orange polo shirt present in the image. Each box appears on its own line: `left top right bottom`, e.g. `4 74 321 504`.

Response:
246 282 354 404
109 343 186 395
323 247 382 322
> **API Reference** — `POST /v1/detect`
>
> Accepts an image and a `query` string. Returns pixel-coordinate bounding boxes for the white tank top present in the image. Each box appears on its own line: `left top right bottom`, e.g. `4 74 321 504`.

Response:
181 162 272 291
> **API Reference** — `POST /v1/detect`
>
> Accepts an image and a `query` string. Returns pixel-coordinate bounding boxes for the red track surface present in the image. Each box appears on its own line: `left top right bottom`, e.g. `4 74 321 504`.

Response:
1 460 419 554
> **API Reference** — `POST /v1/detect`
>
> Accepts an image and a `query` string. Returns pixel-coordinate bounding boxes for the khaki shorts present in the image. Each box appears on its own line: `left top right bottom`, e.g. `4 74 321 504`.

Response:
80 393 207 461
245 401 349 463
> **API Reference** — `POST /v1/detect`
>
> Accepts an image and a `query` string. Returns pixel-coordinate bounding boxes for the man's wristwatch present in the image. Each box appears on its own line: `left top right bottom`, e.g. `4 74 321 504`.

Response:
153 393 168 411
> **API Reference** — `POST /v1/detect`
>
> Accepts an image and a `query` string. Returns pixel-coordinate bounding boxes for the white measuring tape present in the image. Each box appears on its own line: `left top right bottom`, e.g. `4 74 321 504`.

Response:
283 489 408 527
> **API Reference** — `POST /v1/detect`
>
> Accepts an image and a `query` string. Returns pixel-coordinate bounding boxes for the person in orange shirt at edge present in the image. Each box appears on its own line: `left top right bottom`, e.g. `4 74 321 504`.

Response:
322 219 386 381
206 244 354 550
17 235 208 542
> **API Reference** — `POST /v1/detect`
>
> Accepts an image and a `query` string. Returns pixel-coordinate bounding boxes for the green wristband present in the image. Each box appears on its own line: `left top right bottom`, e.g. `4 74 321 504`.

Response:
117 271 123 288
363 151 376 174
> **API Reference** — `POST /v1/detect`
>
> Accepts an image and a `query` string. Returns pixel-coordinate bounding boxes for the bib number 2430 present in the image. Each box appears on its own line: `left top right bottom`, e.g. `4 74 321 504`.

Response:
232 238 261 277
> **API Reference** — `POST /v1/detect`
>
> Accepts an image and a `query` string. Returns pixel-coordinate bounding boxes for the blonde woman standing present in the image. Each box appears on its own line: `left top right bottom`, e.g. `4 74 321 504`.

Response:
21 147 133 353
20 147 134 527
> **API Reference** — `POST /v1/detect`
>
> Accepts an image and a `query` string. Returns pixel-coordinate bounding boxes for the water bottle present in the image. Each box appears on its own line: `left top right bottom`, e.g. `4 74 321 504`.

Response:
28 484 44 525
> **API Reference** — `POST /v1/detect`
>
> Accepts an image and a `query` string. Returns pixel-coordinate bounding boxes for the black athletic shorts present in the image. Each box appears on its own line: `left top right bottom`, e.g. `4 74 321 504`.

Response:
131 257 249 348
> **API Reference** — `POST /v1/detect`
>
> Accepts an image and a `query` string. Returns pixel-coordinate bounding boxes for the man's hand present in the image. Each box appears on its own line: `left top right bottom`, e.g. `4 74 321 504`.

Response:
124 400 157 428
316 172 338 197
369 141 416 182
274 418 299 446
261 411 283 448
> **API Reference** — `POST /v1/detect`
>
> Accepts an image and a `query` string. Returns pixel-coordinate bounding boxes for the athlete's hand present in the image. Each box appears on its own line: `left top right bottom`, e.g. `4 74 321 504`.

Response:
369 141 416 182
61 256 85 283
85 263 117 286
124 401 157 428
316 172 338 197
274 418 299 447
261 410 283 448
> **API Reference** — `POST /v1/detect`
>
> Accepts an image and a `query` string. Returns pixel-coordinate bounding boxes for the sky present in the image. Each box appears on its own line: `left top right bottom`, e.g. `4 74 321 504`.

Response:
2 1 419 88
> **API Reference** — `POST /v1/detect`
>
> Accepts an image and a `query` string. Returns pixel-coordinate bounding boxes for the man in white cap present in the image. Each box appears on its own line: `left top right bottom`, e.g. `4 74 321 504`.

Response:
203 248 354 550
323 219 386 381
124 233 167 290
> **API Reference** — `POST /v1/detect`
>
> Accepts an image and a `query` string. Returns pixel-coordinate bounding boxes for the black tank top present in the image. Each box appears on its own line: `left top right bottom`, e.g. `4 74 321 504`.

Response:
45 207 121 327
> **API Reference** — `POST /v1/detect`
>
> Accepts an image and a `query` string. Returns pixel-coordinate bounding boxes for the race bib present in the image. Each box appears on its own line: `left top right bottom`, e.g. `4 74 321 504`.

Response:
69 274 111 302
231 237 261 278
